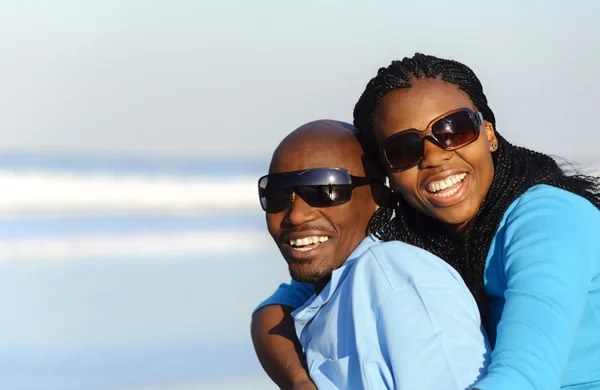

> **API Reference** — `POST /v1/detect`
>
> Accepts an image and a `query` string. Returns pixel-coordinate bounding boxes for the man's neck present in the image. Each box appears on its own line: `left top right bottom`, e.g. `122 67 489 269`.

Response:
313 274 332 295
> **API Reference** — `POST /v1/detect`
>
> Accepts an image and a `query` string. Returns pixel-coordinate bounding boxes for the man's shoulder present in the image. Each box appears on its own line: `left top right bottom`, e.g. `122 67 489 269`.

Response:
351 240 467 291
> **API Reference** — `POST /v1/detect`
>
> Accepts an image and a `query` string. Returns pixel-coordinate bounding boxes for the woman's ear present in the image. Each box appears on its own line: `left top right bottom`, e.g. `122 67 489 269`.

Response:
483 120 498 152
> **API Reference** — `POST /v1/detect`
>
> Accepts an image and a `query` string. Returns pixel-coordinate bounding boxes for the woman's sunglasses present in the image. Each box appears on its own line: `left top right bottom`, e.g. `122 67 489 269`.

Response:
380 107 483 172
258 168 373 213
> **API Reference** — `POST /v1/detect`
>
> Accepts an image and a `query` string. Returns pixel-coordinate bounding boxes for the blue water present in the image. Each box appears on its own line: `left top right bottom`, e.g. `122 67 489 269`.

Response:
0 212 265 239
0 154 280 389
0 253 286 390
0 152 269 177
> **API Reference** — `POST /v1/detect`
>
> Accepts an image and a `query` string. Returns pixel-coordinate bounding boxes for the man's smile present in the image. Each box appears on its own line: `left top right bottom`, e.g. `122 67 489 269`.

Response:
288 236 330 251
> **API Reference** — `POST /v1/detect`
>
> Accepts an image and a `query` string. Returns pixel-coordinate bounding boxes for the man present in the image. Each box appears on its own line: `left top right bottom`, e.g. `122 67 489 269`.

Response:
252 120 490 389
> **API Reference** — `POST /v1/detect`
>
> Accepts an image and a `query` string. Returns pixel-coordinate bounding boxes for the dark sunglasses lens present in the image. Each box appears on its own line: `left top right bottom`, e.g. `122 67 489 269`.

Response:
383 132 424 170
431 111 478 149
297 185 353 207
259 168 355 212
261 187 293 213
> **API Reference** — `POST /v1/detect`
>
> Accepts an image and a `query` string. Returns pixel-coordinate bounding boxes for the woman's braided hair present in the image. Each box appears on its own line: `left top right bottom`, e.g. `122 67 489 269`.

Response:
354 53 600 318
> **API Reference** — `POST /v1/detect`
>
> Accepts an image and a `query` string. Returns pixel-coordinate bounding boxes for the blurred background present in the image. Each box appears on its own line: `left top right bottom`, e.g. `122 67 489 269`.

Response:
0 1 598 389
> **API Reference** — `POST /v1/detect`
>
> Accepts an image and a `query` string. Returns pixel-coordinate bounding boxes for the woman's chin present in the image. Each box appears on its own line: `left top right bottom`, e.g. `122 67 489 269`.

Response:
425 204 478 233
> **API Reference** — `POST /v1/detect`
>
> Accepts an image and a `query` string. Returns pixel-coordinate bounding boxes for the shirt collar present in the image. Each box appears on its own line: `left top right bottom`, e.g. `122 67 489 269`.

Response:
292 234 380 327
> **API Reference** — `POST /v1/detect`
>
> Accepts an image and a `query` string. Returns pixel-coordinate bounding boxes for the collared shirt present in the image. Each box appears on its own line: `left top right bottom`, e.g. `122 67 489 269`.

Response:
288 235 490 390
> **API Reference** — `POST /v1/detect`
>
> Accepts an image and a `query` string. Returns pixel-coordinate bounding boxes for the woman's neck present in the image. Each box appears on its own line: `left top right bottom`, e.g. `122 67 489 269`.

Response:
443 220 471 239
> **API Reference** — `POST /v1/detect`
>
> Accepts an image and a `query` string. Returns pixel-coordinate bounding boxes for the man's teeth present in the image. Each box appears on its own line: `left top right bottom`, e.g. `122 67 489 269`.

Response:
427 173 467 194
289 236 329 248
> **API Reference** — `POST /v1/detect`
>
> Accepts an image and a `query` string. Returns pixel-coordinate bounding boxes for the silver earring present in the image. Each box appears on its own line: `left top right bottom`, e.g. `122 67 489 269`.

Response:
491 142 498 150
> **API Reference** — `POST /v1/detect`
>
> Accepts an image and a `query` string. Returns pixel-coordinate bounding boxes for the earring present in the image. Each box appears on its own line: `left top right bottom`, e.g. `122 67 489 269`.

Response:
491 142 498 150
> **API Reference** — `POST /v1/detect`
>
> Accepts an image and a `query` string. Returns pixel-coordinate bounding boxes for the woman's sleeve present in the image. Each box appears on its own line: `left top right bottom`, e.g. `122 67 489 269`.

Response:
254 280 315 313
474 188 598 390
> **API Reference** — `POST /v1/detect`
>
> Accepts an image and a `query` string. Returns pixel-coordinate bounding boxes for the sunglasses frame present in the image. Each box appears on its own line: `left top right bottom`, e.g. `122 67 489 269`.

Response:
258 167 373 213
380 107 483 172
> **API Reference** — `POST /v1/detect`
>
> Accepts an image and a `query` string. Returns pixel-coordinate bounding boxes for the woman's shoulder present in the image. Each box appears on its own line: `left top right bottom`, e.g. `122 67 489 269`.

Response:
496 184 600 254
506 184 599 223
520 183 594 204
491 186 600 281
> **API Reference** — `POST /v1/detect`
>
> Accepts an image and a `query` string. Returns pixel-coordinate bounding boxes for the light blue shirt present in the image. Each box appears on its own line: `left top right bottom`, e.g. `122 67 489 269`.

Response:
263 235 490 390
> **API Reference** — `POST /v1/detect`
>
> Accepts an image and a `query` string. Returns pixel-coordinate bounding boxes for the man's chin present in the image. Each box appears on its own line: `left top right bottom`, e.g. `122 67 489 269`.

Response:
289 262 331 285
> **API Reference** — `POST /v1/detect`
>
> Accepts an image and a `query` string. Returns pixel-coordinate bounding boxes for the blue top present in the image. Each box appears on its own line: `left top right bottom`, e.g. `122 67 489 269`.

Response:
292 235 490 389
474 185 600 389
258 185 600 389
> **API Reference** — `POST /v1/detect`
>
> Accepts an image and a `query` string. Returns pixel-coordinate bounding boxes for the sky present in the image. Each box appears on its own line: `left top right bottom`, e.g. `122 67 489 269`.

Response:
0 0 599 163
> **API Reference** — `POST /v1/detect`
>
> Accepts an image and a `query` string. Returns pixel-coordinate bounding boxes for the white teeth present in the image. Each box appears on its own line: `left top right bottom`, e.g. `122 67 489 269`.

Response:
433 185 460 198
427 173 467 193
294 247 312 252
289 236 329 248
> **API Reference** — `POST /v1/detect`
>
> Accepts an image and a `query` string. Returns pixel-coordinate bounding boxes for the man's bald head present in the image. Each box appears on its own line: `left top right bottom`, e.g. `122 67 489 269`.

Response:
269 120 367 177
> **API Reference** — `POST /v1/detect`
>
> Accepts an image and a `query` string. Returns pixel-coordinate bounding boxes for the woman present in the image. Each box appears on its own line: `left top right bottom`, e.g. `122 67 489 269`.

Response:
251 54 600 389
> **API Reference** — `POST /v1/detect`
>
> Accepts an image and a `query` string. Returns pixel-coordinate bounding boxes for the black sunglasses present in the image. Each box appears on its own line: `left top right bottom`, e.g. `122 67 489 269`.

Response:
380 107 483 172
258 168 373 213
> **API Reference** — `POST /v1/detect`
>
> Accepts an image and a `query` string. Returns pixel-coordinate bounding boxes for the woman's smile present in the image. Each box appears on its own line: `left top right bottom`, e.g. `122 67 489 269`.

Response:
422 171 470 207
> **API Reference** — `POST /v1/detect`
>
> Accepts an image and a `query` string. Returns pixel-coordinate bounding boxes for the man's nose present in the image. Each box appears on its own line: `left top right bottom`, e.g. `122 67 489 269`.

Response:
419 139 453 169
282 191 319 226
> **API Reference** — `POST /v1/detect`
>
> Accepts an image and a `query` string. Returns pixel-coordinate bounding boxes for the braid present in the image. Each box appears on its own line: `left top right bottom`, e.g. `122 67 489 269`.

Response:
355 53 600 320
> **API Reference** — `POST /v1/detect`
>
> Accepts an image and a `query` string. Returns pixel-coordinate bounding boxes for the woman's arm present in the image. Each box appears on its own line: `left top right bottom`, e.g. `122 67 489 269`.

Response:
251 305 315 390
250 280 315 389
474 187 599 389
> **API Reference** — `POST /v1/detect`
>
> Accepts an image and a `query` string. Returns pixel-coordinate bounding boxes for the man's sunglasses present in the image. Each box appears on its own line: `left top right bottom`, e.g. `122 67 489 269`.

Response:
258 168 372 213
380 107 483 172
